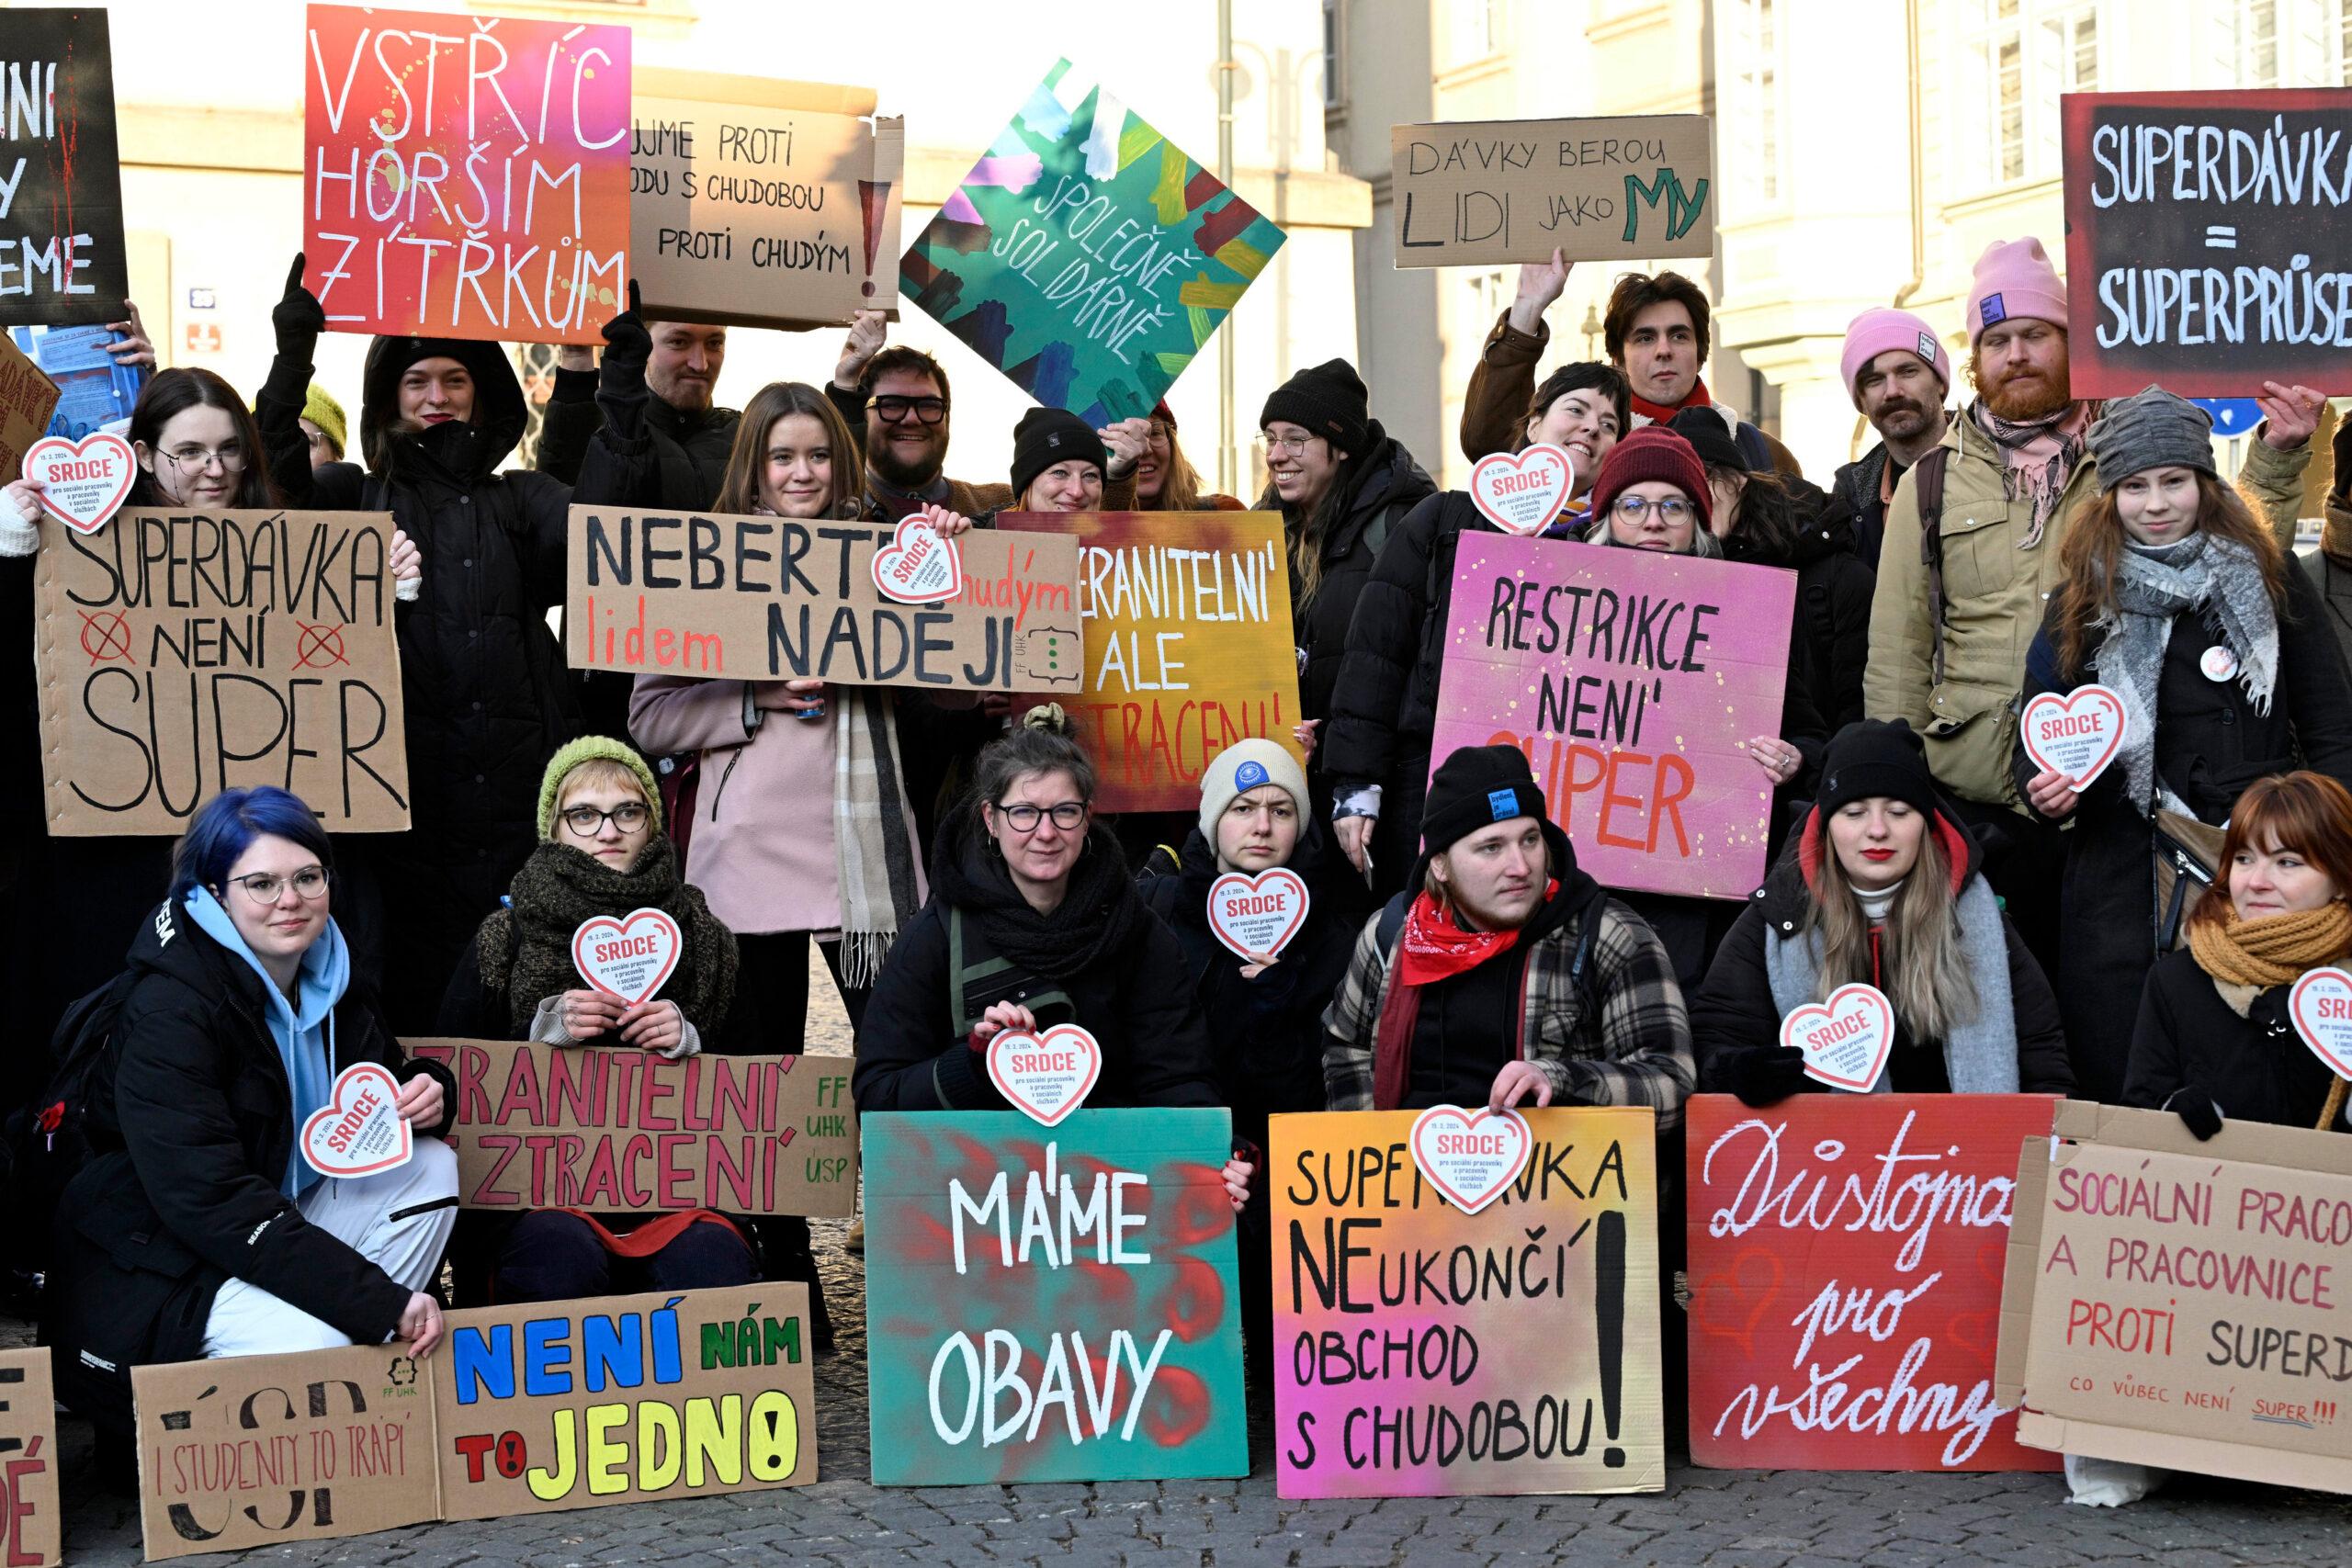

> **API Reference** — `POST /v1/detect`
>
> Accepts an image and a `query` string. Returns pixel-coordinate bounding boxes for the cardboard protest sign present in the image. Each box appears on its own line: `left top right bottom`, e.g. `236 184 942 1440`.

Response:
566 505 1082 694
900 58 1287 423
2062 89 2352 397
0 1351 59 1567
632 68 903 329
33 509 411 835
1686 1094 2062 1472
0 331 61 484
1429 533 1794 899
1389 116 1713 267
863 1110 1247 1484
0 11 128 326
1998 1101 2352 1490
406 1040 857 1218
135 1342 438 1561
437 1285 816 1518
1001 511 1305 812
302 5 632 344
1272 1108 1663 1498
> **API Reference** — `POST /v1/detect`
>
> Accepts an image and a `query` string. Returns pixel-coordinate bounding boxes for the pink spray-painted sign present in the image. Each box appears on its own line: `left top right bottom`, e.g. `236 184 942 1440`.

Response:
1430 535 1794 899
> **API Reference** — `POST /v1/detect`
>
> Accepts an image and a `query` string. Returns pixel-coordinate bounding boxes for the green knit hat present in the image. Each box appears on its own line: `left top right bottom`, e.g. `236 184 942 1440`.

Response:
537 736 662 838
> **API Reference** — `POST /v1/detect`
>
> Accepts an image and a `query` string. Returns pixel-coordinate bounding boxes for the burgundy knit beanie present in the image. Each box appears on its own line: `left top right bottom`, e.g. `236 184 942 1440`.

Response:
1588 425 1713 534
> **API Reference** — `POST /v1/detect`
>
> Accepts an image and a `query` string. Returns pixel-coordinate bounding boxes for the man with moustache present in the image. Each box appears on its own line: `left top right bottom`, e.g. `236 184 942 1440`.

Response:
1831 307 1951 570
1865 237 2319 967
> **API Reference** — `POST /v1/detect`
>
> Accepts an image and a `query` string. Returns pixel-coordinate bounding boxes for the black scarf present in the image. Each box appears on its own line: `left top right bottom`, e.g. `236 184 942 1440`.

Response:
931 800 1139 980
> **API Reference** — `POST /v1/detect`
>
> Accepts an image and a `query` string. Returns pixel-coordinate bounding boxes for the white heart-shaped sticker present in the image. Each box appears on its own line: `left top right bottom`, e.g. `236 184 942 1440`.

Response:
1408 1103 1532 1215
571 907 684 1005
23 432 136 535
300 1062 413 1179
2290 966 2352 1079
1467 443 1576 536
869 514 962 604
987 1024 1102 1126
1784 982 1896 1093
1205 867 1309 959
2019 684 2128 787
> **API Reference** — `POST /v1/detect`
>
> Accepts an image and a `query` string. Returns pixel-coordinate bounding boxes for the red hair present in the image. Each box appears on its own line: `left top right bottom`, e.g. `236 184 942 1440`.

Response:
2190 772 2352 935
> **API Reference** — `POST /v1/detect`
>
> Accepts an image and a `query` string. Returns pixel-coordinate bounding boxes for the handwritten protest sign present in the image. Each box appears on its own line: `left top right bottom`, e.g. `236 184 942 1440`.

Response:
0 1351 58 1567
1 11 127 326
863 1110 1247 1484
632 68 903 329
0 329 61 483
135 1342 438 1561
1998 1102 2352 1490
33 509 411 834
407 1040 857 1218
1389 116 1713 267
1272 1108 1663 1498
1001 511 1304 811
2062 89 2352 397
302 5 631 344
1686 1094 2061 1472
566 506 1082 694
1429 534 1793 899
900 58 1287 423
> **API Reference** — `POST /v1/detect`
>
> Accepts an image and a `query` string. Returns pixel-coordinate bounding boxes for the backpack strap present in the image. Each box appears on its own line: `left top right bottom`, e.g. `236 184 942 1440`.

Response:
1373 892 1409 961
945 906 1068 1034
1913 448 1951 687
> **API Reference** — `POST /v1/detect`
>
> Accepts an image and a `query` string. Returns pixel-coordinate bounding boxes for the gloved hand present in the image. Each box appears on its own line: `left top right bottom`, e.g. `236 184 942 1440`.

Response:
599 279 650 392
2165 1085 2223 1141
272 254 326 358
1724 1044 1810 1108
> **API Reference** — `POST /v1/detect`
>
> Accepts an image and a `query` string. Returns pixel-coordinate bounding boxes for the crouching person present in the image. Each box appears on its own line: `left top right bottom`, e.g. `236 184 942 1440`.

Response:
46 787 459 1461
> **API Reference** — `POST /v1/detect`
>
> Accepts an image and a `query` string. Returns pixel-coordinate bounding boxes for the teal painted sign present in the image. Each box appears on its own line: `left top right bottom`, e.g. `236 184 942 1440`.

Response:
863 1110 1248 1483
898 59 1286 424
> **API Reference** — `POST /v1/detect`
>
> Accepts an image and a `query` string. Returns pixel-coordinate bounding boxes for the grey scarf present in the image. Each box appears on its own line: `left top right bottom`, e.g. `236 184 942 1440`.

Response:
1764 876 2021 1093
2095 531 2278 818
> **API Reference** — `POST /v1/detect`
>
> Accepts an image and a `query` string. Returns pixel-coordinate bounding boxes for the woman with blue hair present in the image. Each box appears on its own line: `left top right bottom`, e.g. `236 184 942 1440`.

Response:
44 786 460 1457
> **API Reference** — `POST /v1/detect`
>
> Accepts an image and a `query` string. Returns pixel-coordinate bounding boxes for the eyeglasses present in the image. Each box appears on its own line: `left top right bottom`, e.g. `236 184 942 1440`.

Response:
1255 433 1320 457
1146 423 1172 447
164 443 246 474
1611 496 1694 525
868 395 948 425
561 803 651 837
995 802 1088 833
224 866 330 905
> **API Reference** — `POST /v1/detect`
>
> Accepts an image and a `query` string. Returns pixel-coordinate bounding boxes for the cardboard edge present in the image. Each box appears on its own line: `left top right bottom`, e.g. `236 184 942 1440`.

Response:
1994 1134 2052 1409
633 68 877 117
2053 1099 2352 1176
2017 1411 2352 1496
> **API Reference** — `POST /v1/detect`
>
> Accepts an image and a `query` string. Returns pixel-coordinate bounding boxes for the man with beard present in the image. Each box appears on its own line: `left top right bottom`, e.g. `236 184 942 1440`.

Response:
1831 307 1951 569
535 315 734 496
1865 236 2320 971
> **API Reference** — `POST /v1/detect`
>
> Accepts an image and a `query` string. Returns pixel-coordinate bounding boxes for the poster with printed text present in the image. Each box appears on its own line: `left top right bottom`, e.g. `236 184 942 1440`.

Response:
862 1110 1248 1484
0 10 127 326
899 59 1286 423
1000 510 1305 812
1428 533 1794 900
303 5 632 343
1685 1094 2063 1472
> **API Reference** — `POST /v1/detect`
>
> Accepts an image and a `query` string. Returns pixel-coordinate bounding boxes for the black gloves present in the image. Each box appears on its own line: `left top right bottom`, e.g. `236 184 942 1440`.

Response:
1724 1045 1810 1108
2165 1086 2224 1141
599 278 650 392
272 254 325 358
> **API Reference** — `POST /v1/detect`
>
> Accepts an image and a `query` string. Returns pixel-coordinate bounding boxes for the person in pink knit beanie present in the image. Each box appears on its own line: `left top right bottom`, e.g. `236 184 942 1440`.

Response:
1832 305 1951 567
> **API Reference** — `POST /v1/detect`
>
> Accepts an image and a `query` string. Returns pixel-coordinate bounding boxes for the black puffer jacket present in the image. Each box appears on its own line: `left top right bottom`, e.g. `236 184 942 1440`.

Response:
1285 423 1434 747
1723 477 1875 732
46 901 456 1443
2123 948 2347 1131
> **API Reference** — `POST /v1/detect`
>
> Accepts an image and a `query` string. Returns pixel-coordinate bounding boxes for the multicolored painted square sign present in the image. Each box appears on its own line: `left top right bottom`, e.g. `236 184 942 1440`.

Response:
862 1110 1247 1484
1429 534 1794 899
899 59 1285 423
1271 1108 1665 1498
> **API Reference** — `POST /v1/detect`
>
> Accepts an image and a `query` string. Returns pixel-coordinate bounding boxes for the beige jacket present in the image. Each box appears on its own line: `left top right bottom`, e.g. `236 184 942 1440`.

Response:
1863 412 2311 812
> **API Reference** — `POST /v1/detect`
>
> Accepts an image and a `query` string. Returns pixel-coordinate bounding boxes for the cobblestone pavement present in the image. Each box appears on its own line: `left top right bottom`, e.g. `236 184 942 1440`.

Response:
28 962 2352 1565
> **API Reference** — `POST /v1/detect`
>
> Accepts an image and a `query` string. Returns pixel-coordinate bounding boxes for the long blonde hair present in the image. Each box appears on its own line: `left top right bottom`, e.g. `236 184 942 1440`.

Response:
1801 822 1978 1043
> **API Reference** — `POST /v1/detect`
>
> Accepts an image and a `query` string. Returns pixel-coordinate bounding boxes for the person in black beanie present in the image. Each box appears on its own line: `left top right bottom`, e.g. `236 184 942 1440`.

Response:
1322 742 1693 1120
1009 406 1112 512
1255 358 1434 818
1692 719 2071 1103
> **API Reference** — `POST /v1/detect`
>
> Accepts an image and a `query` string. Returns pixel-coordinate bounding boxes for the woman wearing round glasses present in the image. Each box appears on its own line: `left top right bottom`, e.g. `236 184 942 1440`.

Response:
46 786 460 1460
437 736 752 1304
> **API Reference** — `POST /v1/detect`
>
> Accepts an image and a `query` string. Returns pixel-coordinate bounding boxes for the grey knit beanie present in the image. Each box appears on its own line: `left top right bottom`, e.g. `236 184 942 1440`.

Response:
2086 386 2218 491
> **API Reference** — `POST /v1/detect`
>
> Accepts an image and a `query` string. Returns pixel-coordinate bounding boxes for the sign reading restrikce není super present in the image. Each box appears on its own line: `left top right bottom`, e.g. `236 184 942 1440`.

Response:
1272 1109 1664 1498
899 58 1287 424
33 509 411 835
2062 89 2352 397
565 506 1082 693
1388 115 1713 267
302 5 632 344
862 1110 1248 1484
1428 533 1794 900
0 10 129 327
1685 1094 2063 1472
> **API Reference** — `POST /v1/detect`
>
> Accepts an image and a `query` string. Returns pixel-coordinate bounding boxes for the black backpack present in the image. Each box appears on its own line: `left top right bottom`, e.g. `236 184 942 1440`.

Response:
5 969 138 1274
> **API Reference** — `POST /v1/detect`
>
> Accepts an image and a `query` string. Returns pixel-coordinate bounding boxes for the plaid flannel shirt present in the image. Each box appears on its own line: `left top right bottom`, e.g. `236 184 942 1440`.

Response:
1319 897 1696 1129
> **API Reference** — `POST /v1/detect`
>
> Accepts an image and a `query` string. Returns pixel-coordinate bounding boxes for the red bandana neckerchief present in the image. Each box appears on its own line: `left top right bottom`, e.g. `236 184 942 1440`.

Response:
1372 882 1558 1109
1628 377 1712 427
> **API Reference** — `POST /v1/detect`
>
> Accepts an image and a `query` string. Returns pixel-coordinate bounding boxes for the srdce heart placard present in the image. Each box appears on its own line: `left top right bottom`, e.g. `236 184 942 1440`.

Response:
300 1062 413 1179
1467 443 1575 536
1205 867 1309 959
987 1024 1102 1126
870 513 962 604
1783 983 1895 1093
571 907 684 1005
2290 966 2352 1079
23 432 136 535
1408 1104 1532 1215
2019 684 2128 787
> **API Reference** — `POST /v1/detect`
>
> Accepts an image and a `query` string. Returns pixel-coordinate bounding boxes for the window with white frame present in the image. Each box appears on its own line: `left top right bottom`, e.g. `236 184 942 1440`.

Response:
1464 269 1510 338
2241 0 2281 85
1322 0 1343 109
2232 0 2350 85
1727 0 1784 203
1446 0 1505 66
1962 0 2098 189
